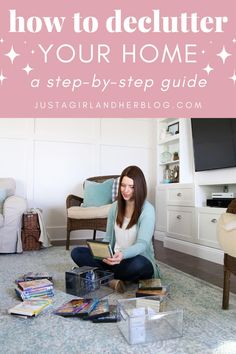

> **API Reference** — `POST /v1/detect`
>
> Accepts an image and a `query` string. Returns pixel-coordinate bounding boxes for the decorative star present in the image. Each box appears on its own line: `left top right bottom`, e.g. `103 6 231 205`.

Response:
233 38 236 44
0 38 4 44
202 50 205 54
203 64 213 75
23 64 33 75
0 70 7 85
5 45 20 64
229 70 236 85
31 50 35 54
217 46 231 64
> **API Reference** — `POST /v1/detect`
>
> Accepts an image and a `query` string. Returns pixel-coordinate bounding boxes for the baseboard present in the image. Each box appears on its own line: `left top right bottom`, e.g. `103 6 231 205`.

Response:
52 239 88 247
164 237 224 265
154 230 165 241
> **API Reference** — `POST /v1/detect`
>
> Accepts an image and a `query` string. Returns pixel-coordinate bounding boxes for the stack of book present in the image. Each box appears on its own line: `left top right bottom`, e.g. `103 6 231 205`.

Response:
15 278 54 300
8 299 52 318
135 278 168 297
54 298 119 323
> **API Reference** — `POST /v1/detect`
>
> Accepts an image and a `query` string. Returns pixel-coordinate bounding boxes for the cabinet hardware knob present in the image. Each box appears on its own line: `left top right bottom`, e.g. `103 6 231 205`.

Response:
177 215 182 220
177 193 182 197
211 218 217 223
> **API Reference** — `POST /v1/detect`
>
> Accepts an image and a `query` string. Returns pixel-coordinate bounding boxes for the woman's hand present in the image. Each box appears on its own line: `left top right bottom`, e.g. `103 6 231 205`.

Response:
103 251 123 266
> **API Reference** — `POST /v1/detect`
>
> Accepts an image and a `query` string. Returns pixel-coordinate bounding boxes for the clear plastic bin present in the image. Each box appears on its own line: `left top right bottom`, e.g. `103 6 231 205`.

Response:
117 296 183 344
66 267 114 298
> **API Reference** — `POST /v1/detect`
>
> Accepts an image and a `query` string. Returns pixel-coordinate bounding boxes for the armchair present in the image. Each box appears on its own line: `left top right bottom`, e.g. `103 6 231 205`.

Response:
66 175 119 250
0 178 27 253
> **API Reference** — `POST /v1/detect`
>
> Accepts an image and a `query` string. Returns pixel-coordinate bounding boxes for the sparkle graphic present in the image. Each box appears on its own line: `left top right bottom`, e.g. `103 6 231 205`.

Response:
233 38 236 44
229 70 236 85
0 38 4 44
203 64 213 75
0 70 7 85
5 45 20 64
23 64 33 75
31 50 35 54
217 46 231 64
201 50 205 54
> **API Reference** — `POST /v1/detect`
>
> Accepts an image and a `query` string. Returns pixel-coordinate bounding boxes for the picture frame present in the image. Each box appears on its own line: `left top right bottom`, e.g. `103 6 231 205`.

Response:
167 122 179 135
86 240 113 259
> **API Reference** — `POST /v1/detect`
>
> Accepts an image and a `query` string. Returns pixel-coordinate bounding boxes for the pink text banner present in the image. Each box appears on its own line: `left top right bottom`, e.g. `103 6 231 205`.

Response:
0 1 235 118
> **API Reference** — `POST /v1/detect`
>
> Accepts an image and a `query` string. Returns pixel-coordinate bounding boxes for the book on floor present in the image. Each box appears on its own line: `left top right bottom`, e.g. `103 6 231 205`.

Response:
8 299 52 317
17 278 53 291
75 298 100 317
15 272 53 284
138 278 162 290
54 298 98 317
92 304 120 323
135 286 168 298
83 299 110 320
15 287 54 301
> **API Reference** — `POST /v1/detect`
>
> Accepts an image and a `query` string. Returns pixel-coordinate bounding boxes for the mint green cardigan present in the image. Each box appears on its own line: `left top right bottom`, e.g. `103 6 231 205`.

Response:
103 200 160 278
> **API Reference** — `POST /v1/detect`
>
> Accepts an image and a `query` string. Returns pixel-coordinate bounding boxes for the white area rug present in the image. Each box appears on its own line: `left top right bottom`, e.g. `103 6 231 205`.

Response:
0 246 236 354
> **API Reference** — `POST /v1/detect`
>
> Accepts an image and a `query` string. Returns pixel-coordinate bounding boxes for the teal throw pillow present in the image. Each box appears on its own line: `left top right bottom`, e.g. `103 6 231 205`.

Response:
83 179 114 207
0 188 7 214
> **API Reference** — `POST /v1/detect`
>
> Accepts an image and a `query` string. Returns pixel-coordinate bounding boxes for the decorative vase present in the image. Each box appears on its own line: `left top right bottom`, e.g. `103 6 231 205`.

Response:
173 152 179 161
161 150 172 163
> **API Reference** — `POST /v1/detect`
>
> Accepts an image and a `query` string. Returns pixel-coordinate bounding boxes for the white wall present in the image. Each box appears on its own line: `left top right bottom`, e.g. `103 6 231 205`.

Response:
0 118 157 241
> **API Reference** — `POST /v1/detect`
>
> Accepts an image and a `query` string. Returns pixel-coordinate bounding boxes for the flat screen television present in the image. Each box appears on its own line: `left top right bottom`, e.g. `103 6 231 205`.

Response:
191 118 236 172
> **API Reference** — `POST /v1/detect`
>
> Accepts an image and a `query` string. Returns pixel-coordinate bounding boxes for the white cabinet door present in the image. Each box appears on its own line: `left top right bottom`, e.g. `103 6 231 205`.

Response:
167 206 195 242
156 188 167 232
197 207 226 249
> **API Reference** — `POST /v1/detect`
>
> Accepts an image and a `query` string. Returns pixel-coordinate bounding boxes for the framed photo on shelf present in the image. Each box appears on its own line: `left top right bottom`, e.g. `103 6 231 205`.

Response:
167 122 179 135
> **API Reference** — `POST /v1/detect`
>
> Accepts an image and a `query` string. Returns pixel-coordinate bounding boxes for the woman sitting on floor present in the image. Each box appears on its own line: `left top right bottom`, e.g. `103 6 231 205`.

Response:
71 165 160 292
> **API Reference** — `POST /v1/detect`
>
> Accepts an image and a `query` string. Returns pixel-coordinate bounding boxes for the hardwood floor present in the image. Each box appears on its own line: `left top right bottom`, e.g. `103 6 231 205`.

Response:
154 240 236 294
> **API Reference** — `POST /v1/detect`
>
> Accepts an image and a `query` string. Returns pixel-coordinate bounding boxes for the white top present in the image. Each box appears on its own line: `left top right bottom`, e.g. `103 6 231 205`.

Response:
114 217 137 252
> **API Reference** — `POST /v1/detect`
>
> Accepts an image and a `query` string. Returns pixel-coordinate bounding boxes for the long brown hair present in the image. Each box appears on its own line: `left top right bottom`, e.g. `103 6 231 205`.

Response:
116 165 147 229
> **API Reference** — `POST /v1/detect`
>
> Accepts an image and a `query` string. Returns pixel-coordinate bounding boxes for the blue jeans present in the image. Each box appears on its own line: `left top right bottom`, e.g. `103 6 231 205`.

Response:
71 246 154 282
